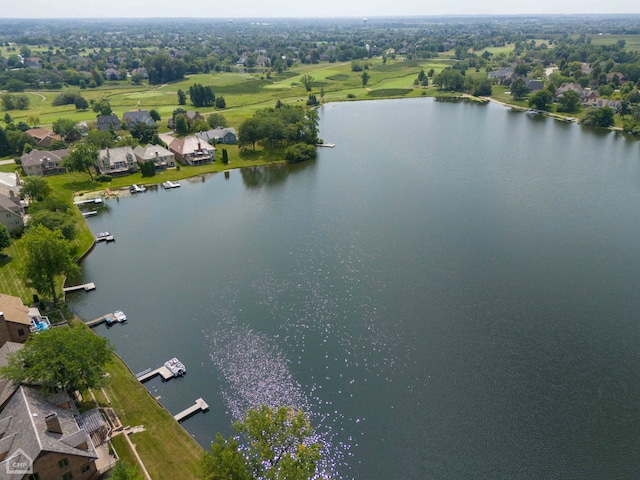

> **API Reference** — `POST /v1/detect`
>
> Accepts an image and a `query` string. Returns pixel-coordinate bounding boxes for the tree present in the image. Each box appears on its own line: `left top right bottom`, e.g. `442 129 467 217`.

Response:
0 127 11 157
300 74 314 91
22 176 52 201
92 98 112 117
85 129 116 149
0 323 112 394
581 106 615 128
149 109 161 122
52 118 82 142
433 69 464 91
109 461 145 480
198 405 321 480
215 96 226 109
510 78 531 101
29 210 76 241
177 89 187 105
221 148 229 165
557 90 581 113
63 143 98 180
189 84 216 108
174 114 189 136
75 96 89 110
361 71 370 87
238 118 262 150
19 225 80 304
207 113 228 128
130 122 159 143
0 224 10 254
528 89 553 111
285 143 317 164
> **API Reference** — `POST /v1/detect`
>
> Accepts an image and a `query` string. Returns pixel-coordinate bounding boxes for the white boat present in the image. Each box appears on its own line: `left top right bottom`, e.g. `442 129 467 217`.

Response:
164 357 186 376
95 232 111 241
130 184 147 193
162 181 181 189
113 310 127 323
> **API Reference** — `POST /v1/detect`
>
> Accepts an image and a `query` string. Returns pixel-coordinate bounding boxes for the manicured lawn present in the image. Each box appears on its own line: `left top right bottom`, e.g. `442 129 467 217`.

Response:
99 353 203 480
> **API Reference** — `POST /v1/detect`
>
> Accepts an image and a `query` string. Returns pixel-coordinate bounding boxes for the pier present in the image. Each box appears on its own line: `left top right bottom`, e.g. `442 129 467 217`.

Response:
174 398 209 422
135 366 175 382
85 313 115 327
63 282 96 293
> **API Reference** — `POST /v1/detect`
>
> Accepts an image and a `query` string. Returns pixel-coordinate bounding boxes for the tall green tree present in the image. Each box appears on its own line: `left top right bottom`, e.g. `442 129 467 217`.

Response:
177 89 187 105
510 78 531 101
21 176 52 201
557 90 581 113
52 118 82 142
19 224 79 303
0 324 112 394
528 89 553 111
199 405 321 480
0 224 10 254
0 126 12 157
109 460 145 480
238 118 263 151
92 98 112 116
207 113 228 128
300 74 314 91
63 142 98 180
361 71 370 87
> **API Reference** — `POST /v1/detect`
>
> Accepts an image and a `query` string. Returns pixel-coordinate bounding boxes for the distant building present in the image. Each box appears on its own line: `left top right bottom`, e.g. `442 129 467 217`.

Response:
25 128 62 149
195 127 238 145
97 115 121 132
122 110 155 128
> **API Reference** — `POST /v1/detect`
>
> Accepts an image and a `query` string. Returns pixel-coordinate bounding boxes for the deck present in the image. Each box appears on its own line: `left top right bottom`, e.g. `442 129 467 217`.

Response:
63 282 96 293
174 398 209 422
135 366 175 382
85 312 119 327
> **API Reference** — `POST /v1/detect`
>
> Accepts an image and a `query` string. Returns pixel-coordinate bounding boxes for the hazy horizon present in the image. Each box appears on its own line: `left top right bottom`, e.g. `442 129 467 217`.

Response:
3 0 640 20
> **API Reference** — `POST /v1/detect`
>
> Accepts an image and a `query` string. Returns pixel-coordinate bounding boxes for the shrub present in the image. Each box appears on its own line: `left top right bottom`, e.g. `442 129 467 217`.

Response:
347 93 356 98
96 174 112 182
284 143 317 164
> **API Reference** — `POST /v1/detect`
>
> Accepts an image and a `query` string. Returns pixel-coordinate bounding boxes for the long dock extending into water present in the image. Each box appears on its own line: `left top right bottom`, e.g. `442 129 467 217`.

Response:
135 366 175 382
63 282 96 293
174 398 209 422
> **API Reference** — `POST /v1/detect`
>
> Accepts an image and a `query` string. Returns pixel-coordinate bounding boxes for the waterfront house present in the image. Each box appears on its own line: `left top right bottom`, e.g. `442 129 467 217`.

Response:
97 146 138 176
0 194 24 234
0 386 100 480
168 136 215 166
0 294 51 348
196 127 238 145
133 144 176 170
21 148 69 177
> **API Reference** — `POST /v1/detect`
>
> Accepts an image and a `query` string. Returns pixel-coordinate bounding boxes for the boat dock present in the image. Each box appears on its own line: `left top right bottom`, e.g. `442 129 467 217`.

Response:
316 143 335 148
136 365 177 382
174 398 209 422
82 211 97 217
63 282 96 293
74 197 104 206
85 312 122 327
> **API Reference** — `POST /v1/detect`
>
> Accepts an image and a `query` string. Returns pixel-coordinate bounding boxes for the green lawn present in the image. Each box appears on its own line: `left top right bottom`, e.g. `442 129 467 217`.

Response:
99 353 203 480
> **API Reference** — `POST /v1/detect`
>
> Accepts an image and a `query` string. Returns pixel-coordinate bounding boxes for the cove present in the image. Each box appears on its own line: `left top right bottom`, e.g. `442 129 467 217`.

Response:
68 98 640 480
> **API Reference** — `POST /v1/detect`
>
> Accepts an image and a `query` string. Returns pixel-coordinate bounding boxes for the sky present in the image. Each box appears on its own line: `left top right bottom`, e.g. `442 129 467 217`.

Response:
3 0 640 19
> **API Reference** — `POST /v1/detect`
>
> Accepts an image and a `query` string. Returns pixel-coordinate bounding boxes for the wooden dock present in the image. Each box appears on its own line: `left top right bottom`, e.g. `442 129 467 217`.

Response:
85 313 114 327
136 366 175 382
63 282 96 293
174 398 209 422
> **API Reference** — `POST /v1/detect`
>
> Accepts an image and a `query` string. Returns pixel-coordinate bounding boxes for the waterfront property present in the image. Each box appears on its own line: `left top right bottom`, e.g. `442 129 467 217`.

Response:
196 127 238 145
0 193 24 233
97 147 138 176
0 294 51 347
167 136 215 166
133 144 176 170
21 148 70 177
24 128 62 148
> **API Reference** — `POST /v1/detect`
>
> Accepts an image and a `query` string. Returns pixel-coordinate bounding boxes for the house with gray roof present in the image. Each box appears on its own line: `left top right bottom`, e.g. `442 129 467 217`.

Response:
21 149 69 177
0 195 24 234
0 386 99 480
97 147 138 176
133 144 176 170
97 115 120 132
196 127 238 145
122 110 155 129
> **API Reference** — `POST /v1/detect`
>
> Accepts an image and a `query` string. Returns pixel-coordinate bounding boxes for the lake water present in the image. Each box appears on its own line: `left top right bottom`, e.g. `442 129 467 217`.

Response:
68 99 640 479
